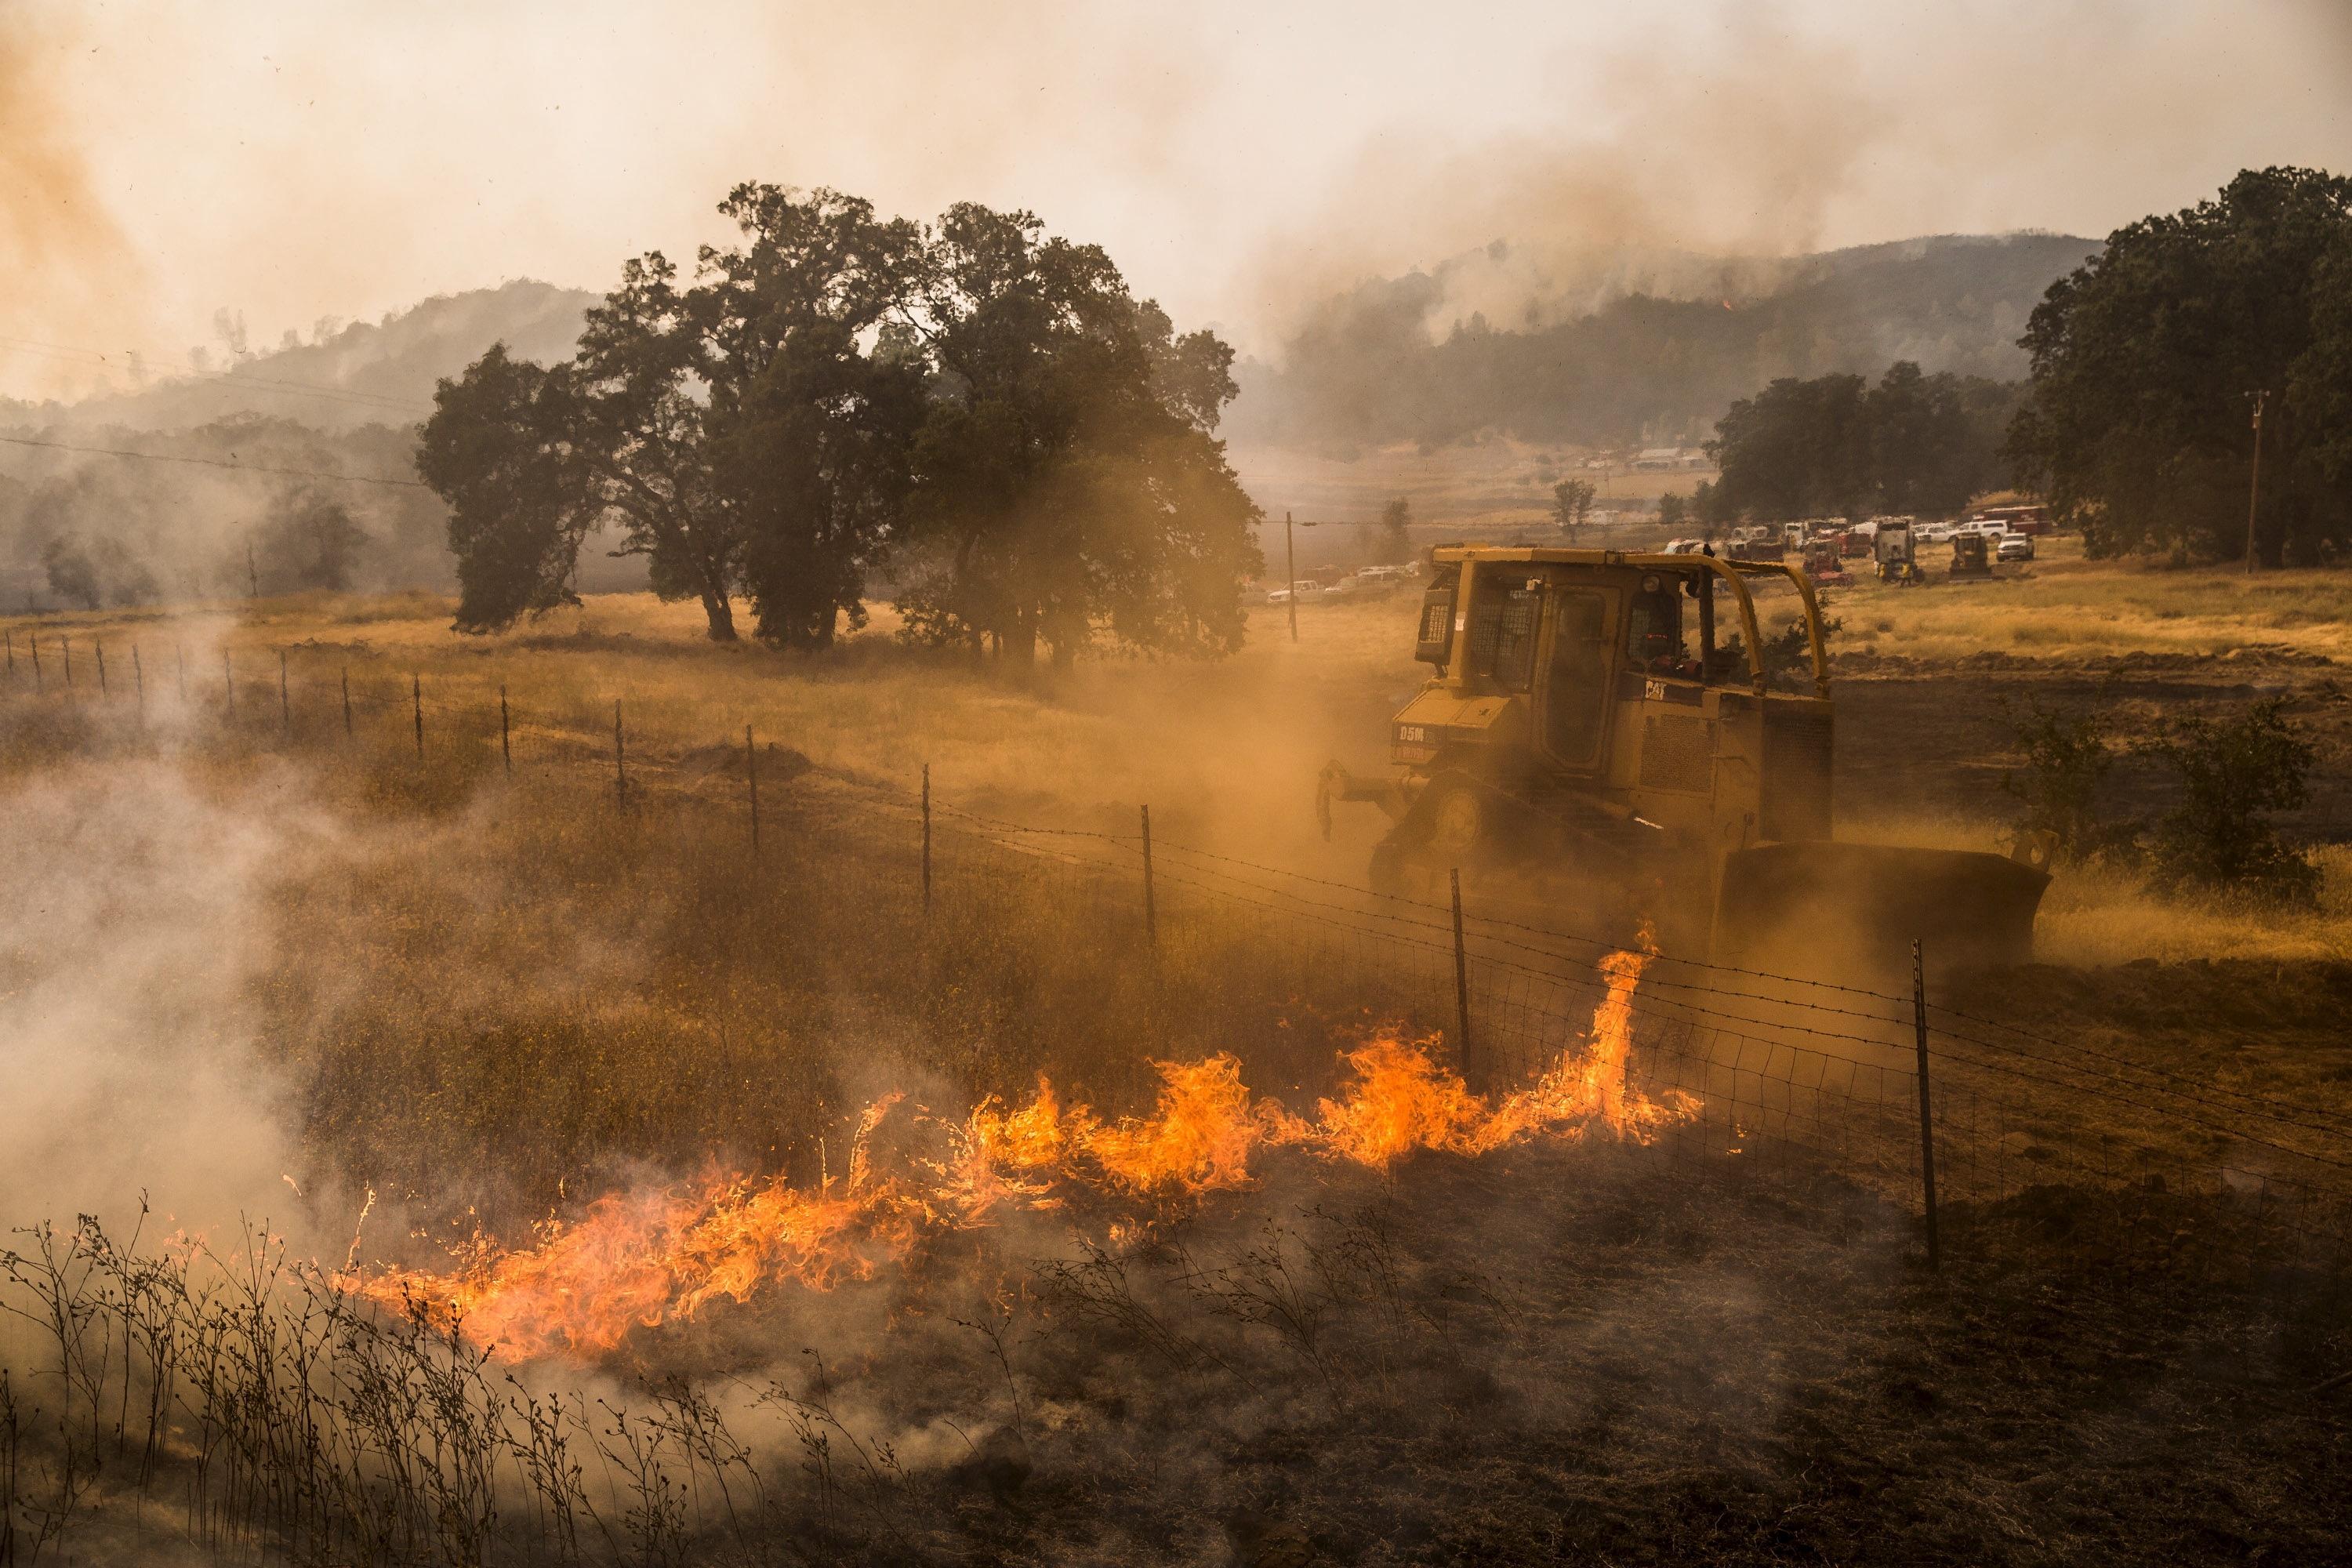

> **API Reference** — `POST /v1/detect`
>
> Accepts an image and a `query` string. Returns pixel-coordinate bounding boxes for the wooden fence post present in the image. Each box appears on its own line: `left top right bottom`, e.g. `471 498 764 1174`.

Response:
746 724 760 855
613 699 626 807
62 635 71 687
95 642 107 697
1913 938 1942 1272
500 685 513 776
30 634 40 693
920 764 932 914
1451 868 1476 1089
1140 804 1157 948
412 674 423 760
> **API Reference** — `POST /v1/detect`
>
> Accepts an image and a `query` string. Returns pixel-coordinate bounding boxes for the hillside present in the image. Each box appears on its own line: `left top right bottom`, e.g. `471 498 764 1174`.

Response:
1228 232 2098 450
7 279 598 434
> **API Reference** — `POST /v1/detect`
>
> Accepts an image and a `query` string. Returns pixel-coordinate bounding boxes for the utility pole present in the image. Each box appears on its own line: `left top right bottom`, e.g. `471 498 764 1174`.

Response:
2244 390 2270 576
1284 511 1298 644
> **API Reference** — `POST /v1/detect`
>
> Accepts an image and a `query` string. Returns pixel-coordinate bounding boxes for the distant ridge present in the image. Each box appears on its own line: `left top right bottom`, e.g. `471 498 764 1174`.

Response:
11 279 599 434
1229 231 2100 448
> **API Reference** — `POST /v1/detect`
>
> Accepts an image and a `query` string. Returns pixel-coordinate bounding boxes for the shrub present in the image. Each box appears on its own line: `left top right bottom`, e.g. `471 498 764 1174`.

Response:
2139 699 2319 904
2001 700 2136 865
1764 598 1842 687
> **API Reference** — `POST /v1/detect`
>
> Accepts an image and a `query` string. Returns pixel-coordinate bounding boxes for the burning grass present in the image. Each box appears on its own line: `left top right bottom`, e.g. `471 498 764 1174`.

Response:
5 1150 2345 1567
5 569 2352 1560
350 950 1695 1364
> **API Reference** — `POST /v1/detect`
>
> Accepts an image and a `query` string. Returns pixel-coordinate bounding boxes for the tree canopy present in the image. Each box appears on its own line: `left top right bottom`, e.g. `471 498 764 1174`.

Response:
892 205 1261 666
1700 361 2021 521
419 186 1261 662
2008 167 2352 564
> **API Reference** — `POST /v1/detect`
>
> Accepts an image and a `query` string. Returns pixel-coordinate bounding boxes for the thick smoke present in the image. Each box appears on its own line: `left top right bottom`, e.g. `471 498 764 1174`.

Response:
0 749 310 1233
0 424 455 610
0 6 152 403
1244 0 2352 354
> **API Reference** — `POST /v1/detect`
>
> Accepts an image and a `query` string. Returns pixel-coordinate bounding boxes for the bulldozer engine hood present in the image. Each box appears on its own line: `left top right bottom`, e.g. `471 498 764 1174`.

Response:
1391 686 1526 765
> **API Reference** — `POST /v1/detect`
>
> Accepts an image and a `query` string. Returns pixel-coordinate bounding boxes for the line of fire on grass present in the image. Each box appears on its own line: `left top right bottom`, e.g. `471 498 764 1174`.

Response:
343 946 1692 1360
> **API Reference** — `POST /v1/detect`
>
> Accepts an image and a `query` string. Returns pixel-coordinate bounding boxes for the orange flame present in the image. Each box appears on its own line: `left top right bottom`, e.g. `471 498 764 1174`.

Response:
349 949 1694 1359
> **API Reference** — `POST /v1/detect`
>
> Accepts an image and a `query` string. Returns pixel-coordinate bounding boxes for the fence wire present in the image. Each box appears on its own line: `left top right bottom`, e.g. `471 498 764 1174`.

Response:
5 648 2349 1281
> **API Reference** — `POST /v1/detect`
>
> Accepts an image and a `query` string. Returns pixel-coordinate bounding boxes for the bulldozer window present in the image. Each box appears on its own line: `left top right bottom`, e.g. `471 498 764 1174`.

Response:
1413 567 1459 665
1543 588 1610 767
1624 576 1689 673
1467 583 1542 691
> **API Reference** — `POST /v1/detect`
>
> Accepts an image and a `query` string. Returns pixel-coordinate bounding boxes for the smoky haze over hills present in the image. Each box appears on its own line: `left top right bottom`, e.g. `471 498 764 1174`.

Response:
1228 231 2097 450
1 230 2091 608
6 232 2092 453
2 279 598 434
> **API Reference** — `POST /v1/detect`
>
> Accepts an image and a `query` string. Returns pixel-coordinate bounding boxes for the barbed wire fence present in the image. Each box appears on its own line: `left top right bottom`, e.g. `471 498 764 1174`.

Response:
4 631 2349 1288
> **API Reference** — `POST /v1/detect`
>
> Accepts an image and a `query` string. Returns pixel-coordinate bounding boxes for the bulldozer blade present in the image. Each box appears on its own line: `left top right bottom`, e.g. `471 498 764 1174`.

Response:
1711 841 2049 983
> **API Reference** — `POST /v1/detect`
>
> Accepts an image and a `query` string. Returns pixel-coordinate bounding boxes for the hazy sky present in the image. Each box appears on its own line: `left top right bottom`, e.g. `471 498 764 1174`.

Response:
5 0 2350 400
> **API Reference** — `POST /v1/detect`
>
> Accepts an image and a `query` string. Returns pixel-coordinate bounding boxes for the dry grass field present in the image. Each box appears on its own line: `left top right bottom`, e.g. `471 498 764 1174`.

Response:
3 539 2350 1566
5 531 2344 951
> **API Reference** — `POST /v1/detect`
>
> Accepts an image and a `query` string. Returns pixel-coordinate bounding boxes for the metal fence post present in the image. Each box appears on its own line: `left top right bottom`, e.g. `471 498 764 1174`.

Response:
132 644 144 723
920 764 933 914
500 685 513 776
412 674 423 760
30 634 41 693
1451 868 1476 1089
1913 937 1942 1271
342 668 353 740
278 649 290 736
613 699 626 807
3 629 12 681
1140 804 1157 947
95 642 107 697
62 635 71 687
746 724 760 855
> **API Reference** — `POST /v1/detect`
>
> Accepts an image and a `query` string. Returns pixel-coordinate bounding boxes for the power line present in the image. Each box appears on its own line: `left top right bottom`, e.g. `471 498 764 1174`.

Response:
0 433 430 490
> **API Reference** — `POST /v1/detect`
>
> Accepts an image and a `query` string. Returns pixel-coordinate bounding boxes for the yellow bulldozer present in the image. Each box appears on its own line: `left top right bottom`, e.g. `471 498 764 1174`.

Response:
1317 546 2051 979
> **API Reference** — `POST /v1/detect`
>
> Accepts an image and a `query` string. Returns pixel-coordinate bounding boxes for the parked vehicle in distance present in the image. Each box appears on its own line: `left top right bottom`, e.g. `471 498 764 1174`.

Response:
1662 537 1708 554
1996 534 2035 562
1876 524 1923 585
1265 586 1295 604
1971 503 2051 536
1949 534 1996 581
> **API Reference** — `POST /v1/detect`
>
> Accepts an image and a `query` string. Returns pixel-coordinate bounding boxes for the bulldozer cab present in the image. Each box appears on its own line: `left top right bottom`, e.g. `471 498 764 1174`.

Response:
1372 549 1835 901
1321 546 2049 979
